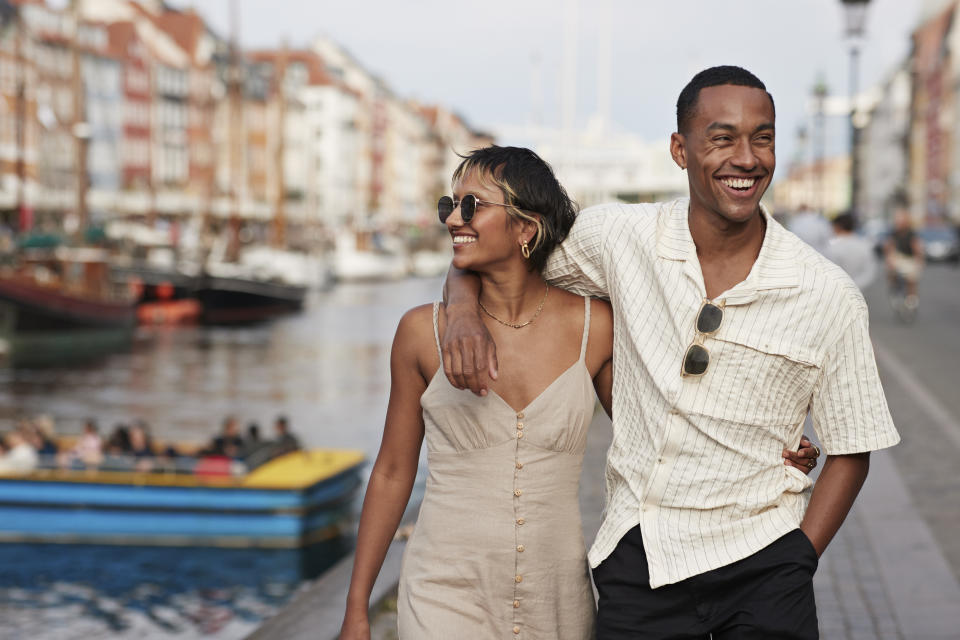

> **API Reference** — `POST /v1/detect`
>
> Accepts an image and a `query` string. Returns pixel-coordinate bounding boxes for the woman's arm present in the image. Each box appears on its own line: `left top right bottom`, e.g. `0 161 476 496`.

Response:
341 311 428 639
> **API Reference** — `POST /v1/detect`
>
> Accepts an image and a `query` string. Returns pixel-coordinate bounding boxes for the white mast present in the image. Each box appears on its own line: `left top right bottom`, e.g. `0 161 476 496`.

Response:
560 0 578 136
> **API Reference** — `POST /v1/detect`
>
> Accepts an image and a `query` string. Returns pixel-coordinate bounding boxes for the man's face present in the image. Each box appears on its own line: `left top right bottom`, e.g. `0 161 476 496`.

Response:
671 84 775 224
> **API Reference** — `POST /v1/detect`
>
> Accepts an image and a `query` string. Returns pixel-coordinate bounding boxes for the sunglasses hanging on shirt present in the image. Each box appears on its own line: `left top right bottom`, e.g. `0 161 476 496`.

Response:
682 299 725 377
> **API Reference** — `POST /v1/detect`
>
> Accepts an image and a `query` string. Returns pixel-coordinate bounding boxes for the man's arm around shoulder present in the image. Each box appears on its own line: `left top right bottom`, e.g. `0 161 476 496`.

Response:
441 266 497 395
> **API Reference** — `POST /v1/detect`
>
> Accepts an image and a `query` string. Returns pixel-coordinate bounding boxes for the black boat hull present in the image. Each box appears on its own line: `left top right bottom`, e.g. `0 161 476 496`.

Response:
194 275 306 324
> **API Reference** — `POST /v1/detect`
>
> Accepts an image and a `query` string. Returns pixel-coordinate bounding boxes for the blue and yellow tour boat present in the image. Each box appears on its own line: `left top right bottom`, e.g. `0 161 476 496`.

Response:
0 448 365 549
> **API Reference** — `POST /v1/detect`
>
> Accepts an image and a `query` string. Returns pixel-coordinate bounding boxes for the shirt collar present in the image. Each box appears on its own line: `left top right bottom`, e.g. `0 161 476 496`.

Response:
656 198 801 298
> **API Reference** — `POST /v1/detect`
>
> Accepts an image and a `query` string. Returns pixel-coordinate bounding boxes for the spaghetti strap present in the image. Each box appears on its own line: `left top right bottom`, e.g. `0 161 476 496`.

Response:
579 297 591 361
432 302 443 364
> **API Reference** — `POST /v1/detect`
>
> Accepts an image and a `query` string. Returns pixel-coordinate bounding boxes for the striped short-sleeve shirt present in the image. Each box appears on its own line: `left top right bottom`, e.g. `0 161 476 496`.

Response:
543 197 900 588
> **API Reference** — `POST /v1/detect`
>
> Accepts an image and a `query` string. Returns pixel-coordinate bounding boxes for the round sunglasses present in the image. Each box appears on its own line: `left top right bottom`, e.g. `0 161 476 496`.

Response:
438 194 513 224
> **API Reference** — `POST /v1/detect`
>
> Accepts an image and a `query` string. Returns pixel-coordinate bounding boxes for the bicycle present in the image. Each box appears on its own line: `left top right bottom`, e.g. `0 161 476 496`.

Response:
887 268 918 324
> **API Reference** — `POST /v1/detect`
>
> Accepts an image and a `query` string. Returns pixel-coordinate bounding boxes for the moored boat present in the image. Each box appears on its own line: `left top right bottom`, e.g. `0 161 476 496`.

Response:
0 247 137 363
194 273 307 324
0 448 365 548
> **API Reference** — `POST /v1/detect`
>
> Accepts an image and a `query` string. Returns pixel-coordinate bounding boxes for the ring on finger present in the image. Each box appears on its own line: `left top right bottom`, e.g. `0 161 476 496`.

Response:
807 459 816 469
813 444 821 458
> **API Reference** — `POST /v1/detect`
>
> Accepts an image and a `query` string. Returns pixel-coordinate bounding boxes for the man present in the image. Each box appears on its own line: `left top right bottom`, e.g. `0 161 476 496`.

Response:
827 211 877 291
443 66 899 638
884 190 923 310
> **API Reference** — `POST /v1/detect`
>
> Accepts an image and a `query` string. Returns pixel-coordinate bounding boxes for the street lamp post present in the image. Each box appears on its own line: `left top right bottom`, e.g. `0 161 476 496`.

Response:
841 0 871 217
812 79 828 213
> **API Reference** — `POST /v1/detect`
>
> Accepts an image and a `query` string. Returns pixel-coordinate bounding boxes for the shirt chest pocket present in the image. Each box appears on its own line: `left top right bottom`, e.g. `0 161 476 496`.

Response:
691 330 821 428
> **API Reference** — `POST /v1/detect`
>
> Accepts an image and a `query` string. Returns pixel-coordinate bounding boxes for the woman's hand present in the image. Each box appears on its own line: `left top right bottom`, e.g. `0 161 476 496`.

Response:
339 610 371 640
441 303 498 395
783 435 821 474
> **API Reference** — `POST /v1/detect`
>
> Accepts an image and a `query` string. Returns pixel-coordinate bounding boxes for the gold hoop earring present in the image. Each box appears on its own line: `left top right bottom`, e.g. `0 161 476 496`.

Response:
521 240 531 259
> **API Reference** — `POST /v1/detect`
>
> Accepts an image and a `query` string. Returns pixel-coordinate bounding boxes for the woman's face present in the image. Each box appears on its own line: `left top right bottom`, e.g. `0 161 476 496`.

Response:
446 170 527 272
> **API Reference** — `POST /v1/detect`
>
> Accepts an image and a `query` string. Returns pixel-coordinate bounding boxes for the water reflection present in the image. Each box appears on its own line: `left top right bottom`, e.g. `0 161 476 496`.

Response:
0 539 350 638
0 276 444 453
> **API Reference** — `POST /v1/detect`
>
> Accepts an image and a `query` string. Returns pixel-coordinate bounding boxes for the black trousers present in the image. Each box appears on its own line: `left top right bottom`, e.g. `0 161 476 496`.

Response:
593 526 819 639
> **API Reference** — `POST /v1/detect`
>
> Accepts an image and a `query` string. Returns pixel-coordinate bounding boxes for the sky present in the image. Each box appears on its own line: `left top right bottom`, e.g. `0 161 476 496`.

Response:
175 0 928 172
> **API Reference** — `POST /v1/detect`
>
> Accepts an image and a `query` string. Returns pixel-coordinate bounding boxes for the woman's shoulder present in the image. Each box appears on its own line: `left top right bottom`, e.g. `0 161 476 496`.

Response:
398 302 437 324
394 303 440 352
548 289 611 319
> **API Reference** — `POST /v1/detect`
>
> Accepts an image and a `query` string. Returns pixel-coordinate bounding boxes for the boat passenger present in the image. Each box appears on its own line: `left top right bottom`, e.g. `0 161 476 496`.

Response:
101 424 134 471
272 415 300 454
0 430 39 474
59 419 103 469
237 422 267 461
28 415 58 457
204 416 244 458
105 424 132 454
128 423 155 472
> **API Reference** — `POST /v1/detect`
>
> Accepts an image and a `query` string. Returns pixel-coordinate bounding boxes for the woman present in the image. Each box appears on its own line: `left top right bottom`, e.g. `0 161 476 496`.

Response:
340 146 816 639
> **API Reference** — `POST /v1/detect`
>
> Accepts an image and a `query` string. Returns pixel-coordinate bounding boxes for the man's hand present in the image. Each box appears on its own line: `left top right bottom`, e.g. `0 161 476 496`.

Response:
441 303 498 395
783 435 821 474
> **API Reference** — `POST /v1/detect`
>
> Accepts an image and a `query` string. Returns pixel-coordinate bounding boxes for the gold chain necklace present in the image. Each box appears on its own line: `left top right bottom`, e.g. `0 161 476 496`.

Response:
478 284 549 329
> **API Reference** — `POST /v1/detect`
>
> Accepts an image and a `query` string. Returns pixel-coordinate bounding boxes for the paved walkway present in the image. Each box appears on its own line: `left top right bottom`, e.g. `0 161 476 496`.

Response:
813 448 960 639
254 394 960 639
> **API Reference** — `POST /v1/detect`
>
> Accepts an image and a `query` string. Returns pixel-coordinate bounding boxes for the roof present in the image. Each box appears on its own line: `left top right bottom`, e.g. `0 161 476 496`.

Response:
154 8 206 60
247 48 339 88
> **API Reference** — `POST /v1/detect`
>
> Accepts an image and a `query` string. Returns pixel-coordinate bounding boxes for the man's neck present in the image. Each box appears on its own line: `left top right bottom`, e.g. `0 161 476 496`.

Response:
688 203 767 299
688 203 766 262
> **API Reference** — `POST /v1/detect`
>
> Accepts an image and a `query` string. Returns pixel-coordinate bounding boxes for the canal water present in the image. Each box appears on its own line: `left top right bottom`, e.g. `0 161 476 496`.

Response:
0 276 443 639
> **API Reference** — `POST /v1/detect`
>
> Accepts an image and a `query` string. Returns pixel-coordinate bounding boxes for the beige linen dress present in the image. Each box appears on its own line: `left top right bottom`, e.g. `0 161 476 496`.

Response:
397 299 597 639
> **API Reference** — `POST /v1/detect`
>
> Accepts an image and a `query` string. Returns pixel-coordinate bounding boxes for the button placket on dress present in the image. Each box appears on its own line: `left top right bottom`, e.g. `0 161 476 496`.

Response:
512 410 525 636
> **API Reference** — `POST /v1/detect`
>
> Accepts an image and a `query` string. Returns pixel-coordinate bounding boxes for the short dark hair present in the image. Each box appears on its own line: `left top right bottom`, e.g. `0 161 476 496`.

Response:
451 146 578 272
676 65 775 133
832 211 856 232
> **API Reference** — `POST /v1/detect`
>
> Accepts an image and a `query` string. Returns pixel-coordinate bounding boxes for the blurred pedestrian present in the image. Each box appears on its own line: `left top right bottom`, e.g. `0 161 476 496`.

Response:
788 203 833 254
827 211 877 290
884 190 924 309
